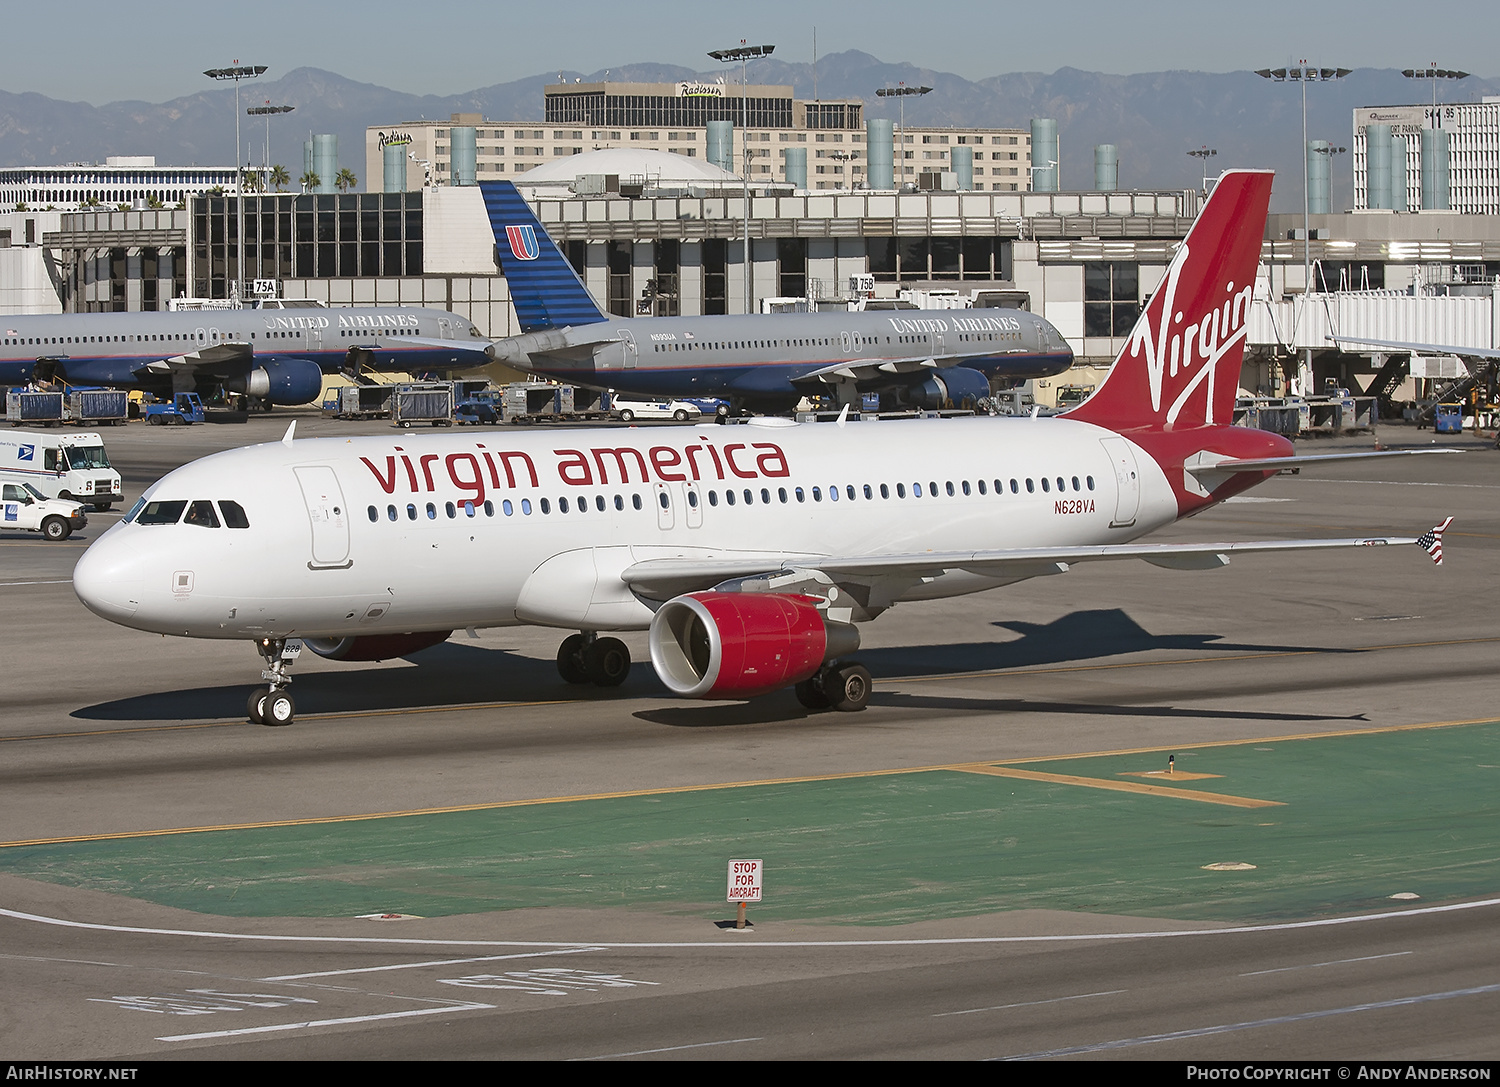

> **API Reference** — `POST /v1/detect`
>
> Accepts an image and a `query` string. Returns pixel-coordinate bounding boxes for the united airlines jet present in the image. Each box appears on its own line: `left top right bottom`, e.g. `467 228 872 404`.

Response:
481 181 1074 413
72 173 1451 726
0 303 494 407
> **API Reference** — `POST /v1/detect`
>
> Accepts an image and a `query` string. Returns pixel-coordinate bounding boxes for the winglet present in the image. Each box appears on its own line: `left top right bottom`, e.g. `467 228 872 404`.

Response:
282 420 296 446
1416 516 1453 566
836 403 850 428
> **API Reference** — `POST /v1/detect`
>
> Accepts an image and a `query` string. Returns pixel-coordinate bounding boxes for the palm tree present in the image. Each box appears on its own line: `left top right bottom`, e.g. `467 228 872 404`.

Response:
269 165 290 193
299 170 320 193
334 168 358 194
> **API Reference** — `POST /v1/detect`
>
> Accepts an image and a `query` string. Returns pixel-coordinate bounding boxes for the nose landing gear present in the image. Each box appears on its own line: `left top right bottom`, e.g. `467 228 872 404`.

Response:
247 637 303 726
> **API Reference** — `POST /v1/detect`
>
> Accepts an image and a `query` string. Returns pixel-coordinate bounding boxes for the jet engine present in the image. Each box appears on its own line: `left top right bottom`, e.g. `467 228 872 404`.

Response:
303 631 453 661
880 366 992 412
224 357 325 406
648 592 860 699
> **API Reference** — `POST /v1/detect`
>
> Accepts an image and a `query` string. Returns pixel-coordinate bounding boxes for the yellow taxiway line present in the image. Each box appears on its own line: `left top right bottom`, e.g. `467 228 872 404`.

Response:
13 712 1497 848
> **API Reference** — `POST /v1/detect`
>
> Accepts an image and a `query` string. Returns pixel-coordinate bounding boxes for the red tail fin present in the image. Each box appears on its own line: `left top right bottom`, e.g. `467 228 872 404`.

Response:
1062 170 1272 431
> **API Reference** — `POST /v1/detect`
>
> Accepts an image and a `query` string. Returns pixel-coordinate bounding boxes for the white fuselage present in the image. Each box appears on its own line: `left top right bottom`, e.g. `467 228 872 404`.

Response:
72 416 1178 641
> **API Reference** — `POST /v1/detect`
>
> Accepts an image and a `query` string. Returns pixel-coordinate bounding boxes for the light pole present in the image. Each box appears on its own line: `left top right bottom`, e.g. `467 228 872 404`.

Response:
205 63 267 303
876 84 932 184
1255 62 1350 297
709 41 774 315
247 103 294 192
1187 146 1217 192
1402 64 1469 109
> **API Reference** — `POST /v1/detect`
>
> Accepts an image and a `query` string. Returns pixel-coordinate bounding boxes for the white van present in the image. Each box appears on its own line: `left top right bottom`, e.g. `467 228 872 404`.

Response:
0 430 123 510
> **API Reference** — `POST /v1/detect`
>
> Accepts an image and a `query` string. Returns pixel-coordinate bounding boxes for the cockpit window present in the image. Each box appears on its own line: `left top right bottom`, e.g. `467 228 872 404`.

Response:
219 501 250 529
136 500 187 525
184 501 220 528
123 497 146 523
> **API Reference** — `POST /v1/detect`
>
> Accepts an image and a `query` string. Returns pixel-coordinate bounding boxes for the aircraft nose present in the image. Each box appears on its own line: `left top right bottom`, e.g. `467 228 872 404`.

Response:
73 533 145 622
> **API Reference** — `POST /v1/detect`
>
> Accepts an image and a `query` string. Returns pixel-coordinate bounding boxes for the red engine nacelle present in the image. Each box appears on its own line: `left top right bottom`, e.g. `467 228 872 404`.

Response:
648 592 859 699
302 630 453 661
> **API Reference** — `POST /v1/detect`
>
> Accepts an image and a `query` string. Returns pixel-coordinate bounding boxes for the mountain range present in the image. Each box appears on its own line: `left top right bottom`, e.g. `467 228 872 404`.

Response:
1 51 1494 212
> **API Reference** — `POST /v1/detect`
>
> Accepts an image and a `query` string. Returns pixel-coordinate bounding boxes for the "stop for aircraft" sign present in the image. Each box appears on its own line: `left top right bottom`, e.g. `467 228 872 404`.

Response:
727 859 763 902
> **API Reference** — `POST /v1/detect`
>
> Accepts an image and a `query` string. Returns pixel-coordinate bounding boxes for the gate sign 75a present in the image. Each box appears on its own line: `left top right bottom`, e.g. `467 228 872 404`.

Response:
727 859 763 903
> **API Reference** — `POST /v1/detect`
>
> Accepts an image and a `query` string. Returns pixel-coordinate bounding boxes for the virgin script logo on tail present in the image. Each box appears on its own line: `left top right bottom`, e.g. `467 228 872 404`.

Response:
1127 238 1255 426
505 225 540 261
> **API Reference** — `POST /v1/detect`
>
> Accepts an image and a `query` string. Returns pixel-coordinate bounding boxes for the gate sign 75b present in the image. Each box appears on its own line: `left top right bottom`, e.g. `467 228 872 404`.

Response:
727 859 763 903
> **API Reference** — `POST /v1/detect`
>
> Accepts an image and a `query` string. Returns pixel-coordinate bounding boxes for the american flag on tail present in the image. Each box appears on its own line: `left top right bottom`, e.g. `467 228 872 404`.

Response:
1416 516 1454 566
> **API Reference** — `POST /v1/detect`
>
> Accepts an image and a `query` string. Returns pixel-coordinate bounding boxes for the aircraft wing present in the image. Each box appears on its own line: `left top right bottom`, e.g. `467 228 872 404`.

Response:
1185 448 1460 474
369 335 495 357
1330 335 1500 361
134 341 253 378
621 524 1448 610
789 351 1021 386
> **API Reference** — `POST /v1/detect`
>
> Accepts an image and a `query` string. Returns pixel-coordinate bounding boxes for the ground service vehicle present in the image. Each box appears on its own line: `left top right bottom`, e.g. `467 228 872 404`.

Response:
0 430 122 510
143 393 206 426
1 478 87 540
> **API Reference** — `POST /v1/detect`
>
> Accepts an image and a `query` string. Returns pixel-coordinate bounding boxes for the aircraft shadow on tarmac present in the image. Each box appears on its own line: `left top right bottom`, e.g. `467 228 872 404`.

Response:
73 608 1350 725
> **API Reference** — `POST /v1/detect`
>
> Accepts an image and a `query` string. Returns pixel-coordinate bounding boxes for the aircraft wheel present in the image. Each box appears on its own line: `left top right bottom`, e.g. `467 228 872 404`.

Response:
794 675 831 711
829 663 872 713
583 637 631 687
41 516 70 541
247 689 267 724
556 634 589 685
264 691 296 726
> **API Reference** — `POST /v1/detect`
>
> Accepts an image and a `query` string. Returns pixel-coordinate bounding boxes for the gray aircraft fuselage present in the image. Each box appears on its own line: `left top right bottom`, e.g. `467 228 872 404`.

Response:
492 306 1074 409
0 304 493 404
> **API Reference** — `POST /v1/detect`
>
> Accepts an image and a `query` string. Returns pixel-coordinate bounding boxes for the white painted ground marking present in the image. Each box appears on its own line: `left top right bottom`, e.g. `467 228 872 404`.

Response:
156 1001 495 1043
5 895 1500 950
1238 950 1413 977
933 989 1127 1017
440 968 661 997
1222 496 1292 503
0 579 74 587
264 945 604 981
996 981 1500 1059
570 1037 763 1061
92 989 319 1016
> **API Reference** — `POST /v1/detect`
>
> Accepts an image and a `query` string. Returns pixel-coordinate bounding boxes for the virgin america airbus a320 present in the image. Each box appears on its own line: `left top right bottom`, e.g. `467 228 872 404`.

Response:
72 171 1451 726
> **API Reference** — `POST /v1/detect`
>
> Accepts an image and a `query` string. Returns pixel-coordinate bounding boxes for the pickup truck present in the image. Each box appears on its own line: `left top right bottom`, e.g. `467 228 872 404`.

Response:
0 479 88 540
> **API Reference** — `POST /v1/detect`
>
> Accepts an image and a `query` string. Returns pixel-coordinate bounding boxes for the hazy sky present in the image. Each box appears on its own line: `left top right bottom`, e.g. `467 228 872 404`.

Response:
16 0 1498 104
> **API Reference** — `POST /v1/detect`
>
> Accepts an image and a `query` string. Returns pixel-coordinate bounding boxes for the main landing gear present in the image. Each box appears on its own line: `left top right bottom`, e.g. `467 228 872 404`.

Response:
556 632 632 687
247 637 302 726
794 660 872 713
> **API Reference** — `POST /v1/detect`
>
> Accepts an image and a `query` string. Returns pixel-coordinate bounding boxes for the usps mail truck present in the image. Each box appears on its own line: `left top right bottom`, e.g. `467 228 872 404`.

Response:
0 430 122 510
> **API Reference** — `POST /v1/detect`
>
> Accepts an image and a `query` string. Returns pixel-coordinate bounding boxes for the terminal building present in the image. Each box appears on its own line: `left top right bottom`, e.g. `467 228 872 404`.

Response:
6 143 1499 407
0 157 237 212
364 80 1031 194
